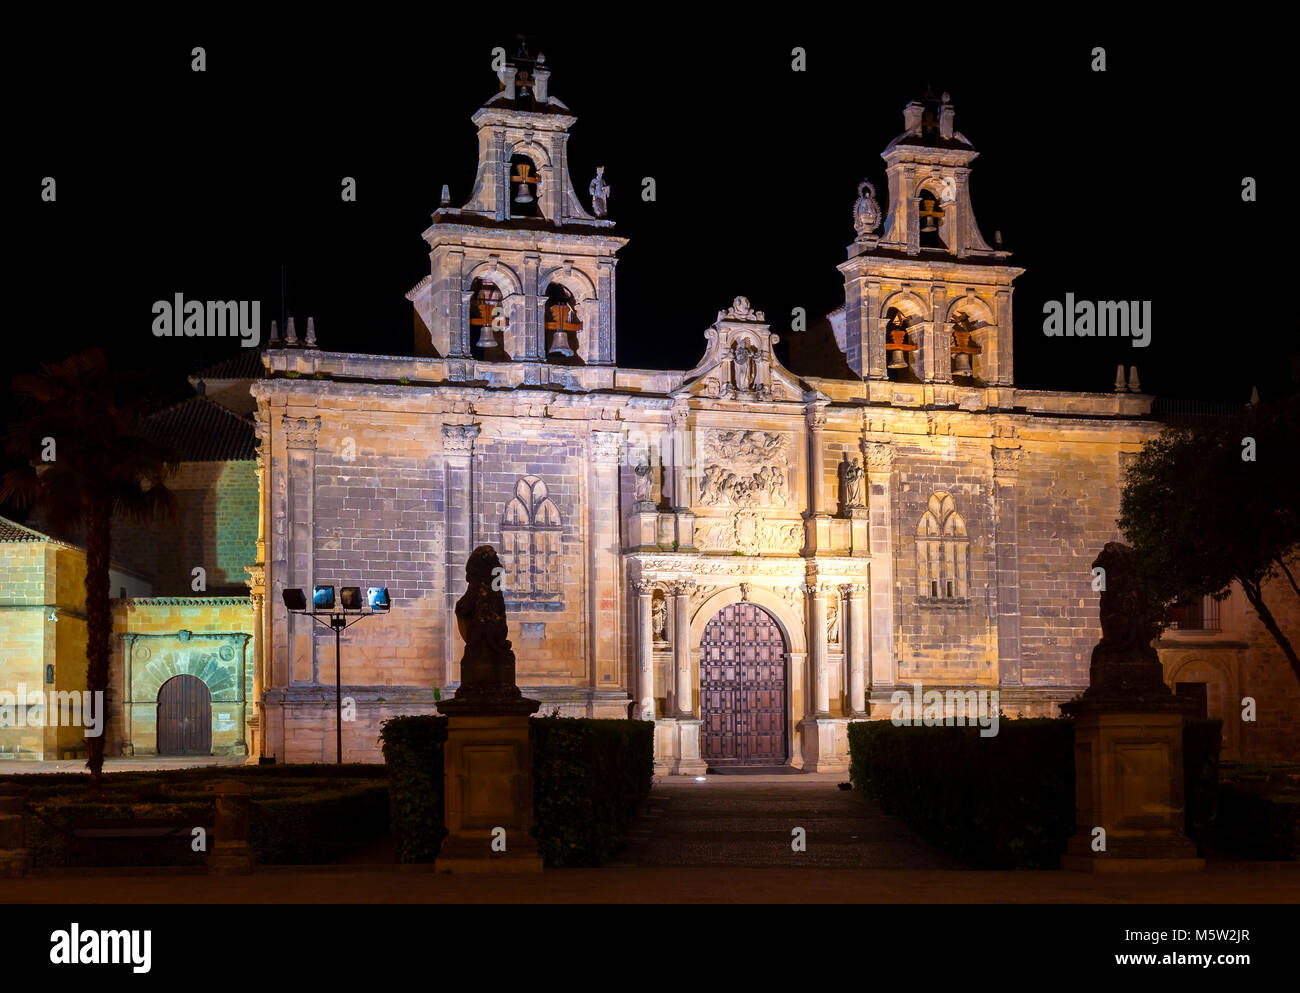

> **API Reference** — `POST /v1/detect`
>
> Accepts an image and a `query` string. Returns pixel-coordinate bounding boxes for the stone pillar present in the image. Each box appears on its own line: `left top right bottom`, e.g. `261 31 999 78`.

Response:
247 588 264 762
863 440 896 702
930 285 950 383
522 252 541 360
442 424 479 688
807 583 830 716
209 781 254 874
120 634 136 756
634 580 655 719
671 580 695 716
843 584 869 717
992 445 1023 689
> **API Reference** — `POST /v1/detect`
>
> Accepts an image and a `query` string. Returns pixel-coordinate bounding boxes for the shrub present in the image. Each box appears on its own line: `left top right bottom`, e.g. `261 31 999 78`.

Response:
848 716 1222 869
250 785 390 864
379 715 448 863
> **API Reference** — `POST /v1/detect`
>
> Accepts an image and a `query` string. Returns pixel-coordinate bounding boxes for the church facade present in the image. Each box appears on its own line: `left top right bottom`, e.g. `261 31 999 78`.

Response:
246 60 1160 772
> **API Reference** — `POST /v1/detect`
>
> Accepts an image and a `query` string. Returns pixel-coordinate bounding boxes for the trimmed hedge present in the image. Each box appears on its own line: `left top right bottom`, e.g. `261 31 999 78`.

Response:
848 716 1222 869
1212 763 1300 859
379 714 654 867
14 765 391 867
531 716 655 867
378 715 448 863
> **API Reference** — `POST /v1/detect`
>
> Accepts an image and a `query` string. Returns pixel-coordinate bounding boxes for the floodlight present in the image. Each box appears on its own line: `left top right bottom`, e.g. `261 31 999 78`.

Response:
313 585 336 610
367 587 391 612
340 586 363 611
282 588 307 611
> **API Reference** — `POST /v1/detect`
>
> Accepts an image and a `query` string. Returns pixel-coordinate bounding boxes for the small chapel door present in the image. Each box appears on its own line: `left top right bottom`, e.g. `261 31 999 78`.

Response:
700 603 788 766
156 674 212 756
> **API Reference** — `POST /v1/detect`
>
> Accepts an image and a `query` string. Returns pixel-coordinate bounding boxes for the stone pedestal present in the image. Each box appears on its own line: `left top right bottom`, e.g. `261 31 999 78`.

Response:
800 717 849 773
1060 711 1203 872
847 508 870 556
439 714 544 873
0 790 28 878
629 508 660 549
674 718 708 776
208 782 254 874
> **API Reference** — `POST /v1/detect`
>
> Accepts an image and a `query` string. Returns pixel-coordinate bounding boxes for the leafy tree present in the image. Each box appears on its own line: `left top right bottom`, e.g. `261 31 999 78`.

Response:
1118 395 1300 684
1 349 178 787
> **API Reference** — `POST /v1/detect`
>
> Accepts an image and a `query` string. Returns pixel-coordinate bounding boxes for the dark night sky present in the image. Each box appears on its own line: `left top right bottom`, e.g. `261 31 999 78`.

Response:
8 20 1292 448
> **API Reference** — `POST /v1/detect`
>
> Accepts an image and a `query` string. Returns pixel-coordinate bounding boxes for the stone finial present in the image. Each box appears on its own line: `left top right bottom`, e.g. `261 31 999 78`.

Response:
440 184 451 206
438 545 539 716
305 317 317 349
269 319 280 344
1249 385 1260 406
902 100 924 132
285 317 298 347
1114 364 1126 392
1127 366 1140 392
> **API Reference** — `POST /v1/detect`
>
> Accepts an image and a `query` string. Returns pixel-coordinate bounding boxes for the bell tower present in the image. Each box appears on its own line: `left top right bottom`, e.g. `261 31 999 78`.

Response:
839 91 1022 391
408 46 626 368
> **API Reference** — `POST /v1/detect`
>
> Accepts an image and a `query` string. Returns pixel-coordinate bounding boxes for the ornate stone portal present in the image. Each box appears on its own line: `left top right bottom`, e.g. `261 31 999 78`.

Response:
438 546 542 873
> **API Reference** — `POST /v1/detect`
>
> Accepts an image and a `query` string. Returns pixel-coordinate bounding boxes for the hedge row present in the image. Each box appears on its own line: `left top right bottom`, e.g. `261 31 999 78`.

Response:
379 714 654 868
1212 763 1300 859
848 717 1222 869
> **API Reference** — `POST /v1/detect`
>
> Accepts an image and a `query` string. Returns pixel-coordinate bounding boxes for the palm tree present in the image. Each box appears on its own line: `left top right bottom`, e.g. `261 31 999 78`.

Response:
1 349 178 788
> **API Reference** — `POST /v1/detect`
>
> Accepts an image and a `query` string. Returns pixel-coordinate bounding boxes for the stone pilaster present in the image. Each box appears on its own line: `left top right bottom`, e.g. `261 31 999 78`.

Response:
863 439 896 699
633 579 654 720
804 403 832 553
590 430 623 697
669 580 695 716
668 404 695 549
522 252 541 360
282 415 320 686
843 583 869 717
993 444 1023 688
442 423 479 687
930 285 950 383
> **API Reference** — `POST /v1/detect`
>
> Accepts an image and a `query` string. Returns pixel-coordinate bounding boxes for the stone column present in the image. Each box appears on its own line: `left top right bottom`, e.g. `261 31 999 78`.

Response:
807 583 830 716
120 634 136 756
442 424 479 688
993 445 1023 689
843 583 869 717
668 404 695 550
804 404 831 553
522 252 541 360
863 440 895 699
634 580 654 720
930 285 950 383
670 580 695 716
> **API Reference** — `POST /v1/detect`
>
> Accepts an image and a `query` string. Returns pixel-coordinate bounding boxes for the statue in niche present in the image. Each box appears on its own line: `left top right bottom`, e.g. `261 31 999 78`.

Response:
589 166 611 217
633 461 654 505
839 456 865 511
439 545 538 715
827 598 841 645
853 179 881 240
732 338 757 391
651 592 668 643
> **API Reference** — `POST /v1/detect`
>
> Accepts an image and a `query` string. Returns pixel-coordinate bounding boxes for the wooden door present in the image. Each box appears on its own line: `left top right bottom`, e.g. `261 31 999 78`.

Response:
156 674 212 755
700 603 787 765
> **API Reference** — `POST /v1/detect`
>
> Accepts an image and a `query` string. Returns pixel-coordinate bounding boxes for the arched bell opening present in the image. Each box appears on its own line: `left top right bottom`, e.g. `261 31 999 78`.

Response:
468 279 511 361
544 284 584 365
918 188 945 249
884 306 919 382
509 154 542 218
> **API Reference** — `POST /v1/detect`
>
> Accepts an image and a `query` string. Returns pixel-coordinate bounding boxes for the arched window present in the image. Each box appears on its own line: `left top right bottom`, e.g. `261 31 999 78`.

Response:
502 475 562 602
916 492 969 598
544 284 582 362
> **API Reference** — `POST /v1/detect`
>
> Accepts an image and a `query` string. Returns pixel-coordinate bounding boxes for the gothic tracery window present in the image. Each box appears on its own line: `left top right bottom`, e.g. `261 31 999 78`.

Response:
916 491 969 599
502 475 562 602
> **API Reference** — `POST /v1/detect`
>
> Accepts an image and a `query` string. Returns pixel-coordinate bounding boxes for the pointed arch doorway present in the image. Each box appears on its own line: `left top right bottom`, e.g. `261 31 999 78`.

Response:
700 603 788 766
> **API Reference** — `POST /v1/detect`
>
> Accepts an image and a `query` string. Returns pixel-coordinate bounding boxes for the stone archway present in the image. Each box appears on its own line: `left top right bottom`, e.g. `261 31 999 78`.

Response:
156 674 212 755
699 603 789 766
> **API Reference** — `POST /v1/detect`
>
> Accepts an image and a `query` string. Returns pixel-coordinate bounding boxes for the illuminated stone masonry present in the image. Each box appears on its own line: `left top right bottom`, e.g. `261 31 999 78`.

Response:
250 66 1161 770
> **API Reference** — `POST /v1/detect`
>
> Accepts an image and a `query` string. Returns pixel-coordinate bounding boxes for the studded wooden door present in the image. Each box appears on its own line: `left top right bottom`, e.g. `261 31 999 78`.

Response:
156 674 212 755
700 603 788 765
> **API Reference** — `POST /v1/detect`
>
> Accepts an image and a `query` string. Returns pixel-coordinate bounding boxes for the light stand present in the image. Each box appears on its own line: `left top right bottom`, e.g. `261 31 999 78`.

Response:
282 586 389 764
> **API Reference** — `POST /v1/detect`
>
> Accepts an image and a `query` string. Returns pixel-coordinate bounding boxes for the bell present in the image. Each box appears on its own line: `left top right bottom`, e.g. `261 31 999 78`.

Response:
476 324 498 349
548 332 573 357
514 183 534 205
887 349 909 370
953 351 973 376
